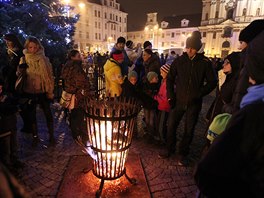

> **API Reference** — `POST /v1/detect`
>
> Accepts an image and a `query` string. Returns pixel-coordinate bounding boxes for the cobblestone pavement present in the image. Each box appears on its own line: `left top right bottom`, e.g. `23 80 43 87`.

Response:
14 94 214 198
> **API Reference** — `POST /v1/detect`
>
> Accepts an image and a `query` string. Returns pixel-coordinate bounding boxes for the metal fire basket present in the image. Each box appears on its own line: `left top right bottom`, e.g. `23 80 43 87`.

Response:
85 97 140 197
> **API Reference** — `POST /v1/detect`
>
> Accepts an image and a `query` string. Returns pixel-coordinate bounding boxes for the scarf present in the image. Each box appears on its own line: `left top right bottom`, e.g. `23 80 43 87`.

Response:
240 83 264 108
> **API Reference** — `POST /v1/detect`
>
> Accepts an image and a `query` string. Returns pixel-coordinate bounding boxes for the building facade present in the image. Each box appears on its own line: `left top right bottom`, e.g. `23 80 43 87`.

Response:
127 13 200 55
66 0 127 53
200 0 264 58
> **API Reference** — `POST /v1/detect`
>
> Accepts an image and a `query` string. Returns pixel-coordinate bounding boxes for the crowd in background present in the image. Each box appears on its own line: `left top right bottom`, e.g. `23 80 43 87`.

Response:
0 19 264 197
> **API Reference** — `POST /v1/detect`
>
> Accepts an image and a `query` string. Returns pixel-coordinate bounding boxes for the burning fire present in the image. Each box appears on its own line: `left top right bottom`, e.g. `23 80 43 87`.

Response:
86 118 131 179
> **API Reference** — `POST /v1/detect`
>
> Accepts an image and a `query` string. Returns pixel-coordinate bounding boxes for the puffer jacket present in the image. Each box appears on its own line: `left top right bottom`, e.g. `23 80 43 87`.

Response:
104 58 124 97
22 49 54 98
167 52 217 106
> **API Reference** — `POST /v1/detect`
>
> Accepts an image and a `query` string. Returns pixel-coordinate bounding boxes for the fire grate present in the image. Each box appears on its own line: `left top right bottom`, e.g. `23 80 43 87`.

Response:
85 97 140 197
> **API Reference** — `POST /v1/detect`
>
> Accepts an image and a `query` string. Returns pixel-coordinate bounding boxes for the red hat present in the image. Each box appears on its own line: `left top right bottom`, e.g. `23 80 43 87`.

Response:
112 52 124 61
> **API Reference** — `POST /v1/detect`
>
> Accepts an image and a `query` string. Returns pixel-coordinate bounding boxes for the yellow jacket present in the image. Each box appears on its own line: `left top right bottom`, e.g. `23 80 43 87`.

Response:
104 58 124 97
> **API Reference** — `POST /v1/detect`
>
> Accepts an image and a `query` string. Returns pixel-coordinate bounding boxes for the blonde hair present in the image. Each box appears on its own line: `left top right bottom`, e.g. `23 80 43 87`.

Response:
24 36 44 50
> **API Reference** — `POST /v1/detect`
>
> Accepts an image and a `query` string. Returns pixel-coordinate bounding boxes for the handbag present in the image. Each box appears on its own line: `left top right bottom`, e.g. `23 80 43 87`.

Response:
15 57 28 94
15 64 28 94
60 90 75 110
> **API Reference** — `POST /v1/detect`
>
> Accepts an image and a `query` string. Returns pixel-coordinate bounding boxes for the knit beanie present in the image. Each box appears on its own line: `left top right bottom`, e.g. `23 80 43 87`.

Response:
128 71 138 80
147 71 158 82
207 113 232 143
186 31 202 51
160 64 170 74
126 40 133 48
239 19 264 43
117 36 126 44
224 52 241 74
143 41 152 49
245 30 264 84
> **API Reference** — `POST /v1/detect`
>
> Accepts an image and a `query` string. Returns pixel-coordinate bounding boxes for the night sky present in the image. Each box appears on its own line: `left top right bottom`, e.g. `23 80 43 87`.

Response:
117 0 202 31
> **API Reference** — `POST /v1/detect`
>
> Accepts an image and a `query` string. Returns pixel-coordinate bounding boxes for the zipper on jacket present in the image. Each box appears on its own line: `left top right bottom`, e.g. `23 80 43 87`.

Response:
185 60 194 110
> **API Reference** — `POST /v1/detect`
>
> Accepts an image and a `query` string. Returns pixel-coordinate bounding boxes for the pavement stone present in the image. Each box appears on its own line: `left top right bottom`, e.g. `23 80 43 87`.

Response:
11 94 214 198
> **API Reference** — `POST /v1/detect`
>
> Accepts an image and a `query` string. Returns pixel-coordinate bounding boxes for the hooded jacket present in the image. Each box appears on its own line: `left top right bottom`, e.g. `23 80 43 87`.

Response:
167 52 217 106
104 58 124 97
207 52 241 120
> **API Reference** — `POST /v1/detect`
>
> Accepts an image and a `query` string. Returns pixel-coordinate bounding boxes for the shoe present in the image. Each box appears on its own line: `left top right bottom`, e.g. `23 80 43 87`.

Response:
158 151 171 159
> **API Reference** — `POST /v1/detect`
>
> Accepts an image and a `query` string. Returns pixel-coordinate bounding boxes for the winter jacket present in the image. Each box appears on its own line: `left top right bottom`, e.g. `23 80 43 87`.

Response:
121 78 138 99
154 79 170 112
143 54 161 78
22 49 54 98
3 47 23 94
167 52 217 106
61 60 91 108
104 58 124 97
141 81 159 110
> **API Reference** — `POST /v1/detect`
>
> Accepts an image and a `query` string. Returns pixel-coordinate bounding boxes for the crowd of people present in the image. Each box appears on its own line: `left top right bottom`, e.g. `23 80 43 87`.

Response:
0 19 264 197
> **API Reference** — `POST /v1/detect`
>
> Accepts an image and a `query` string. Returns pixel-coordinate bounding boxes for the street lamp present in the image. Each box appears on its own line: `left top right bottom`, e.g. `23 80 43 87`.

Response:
78 2 85 9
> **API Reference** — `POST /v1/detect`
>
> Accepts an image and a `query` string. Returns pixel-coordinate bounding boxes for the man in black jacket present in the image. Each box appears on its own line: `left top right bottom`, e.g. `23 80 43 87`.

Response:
159 31 217 165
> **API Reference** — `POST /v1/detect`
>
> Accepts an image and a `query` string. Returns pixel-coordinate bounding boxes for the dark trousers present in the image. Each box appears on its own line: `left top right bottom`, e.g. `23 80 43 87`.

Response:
23 93 53 137
69 108 88 142
166 102 202 156
157 110 169 143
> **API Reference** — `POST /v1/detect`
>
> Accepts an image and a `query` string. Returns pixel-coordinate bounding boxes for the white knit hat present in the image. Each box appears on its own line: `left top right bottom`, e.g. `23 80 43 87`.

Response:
160 64 170 74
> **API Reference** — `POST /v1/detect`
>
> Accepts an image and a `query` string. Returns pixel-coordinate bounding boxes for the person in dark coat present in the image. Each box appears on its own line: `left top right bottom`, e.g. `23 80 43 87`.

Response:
159 31 217 165
194 30 264 198
121 71 138 99
206 52 241 121
223 19 264 114
142 49 161 82
2 34 31 134
2 34 24 94
134 41 160 86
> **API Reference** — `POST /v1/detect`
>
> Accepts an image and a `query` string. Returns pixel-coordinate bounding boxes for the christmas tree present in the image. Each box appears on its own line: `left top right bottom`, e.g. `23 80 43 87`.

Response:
0 0 79 66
